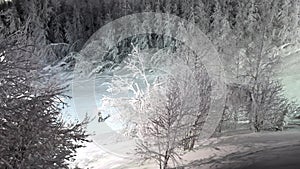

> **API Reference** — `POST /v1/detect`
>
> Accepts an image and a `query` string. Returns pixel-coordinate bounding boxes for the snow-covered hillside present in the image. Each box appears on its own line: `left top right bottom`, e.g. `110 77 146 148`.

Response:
64 46 300 168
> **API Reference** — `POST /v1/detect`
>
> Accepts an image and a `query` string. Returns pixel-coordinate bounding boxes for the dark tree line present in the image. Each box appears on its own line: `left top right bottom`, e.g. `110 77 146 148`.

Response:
0 0 296 63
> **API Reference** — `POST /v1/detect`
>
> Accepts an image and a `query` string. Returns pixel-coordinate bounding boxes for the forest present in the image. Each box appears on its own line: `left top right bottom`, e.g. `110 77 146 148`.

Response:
1 0 300 169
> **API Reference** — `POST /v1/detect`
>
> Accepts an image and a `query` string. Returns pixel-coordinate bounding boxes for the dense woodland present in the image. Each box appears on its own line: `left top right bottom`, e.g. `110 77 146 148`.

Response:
1 0 300 168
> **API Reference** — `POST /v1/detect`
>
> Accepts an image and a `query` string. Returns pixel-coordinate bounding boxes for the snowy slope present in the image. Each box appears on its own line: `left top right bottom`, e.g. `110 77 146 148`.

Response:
70 130 300 169
65 47 300 169
279 51 300 102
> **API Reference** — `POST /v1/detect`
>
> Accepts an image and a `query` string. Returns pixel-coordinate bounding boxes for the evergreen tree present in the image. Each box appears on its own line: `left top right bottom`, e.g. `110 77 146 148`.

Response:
0 10 89 169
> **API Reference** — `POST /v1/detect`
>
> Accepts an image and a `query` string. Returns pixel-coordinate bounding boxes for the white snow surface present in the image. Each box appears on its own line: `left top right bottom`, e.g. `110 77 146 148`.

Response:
70 130 300 169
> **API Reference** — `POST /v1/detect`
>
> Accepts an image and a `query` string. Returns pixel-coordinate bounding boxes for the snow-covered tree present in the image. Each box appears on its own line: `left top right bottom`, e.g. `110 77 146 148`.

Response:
135 77 187 169
101 43 213 164
235 0 298 131
129 47 211 168
209 0 300 132
0 20 90 169
101 46 164 137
